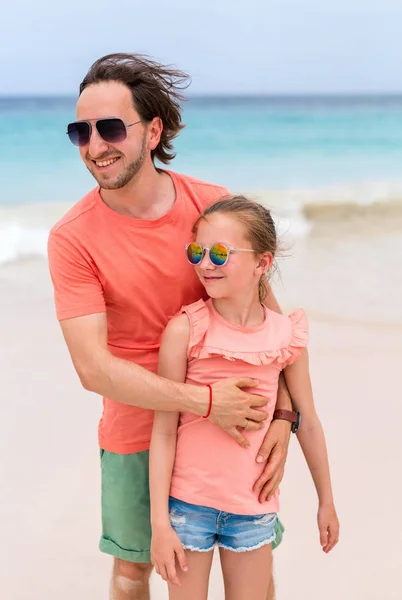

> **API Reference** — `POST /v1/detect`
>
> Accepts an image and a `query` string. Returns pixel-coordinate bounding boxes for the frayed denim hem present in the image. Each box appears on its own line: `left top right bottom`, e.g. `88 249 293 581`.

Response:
182 531 276 554
217 531 276 553
182 543 215 552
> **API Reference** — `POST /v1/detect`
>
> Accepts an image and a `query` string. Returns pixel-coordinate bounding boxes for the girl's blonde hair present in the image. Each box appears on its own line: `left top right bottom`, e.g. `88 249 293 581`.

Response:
193 195 278 301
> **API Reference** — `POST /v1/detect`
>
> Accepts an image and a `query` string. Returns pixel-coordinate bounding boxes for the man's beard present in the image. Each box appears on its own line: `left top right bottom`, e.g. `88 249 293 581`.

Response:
88 132 148 190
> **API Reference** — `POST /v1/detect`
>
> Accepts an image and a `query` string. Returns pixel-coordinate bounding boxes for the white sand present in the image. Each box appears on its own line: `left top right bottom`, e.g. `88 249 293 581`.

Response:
1 221 401 599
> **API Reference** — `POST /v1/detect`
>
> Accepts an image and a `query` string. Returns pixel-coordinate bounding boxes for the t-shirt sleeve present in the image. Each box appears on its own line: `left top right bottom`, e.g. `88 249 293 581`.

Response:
214 186 230 202
199 185 231 211
48 230 106 320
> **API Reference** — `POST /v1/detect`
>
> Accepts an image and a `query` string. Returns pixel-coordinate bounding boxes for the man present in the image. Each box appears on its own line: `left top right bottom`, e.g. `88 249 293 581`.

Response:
48 53 298 600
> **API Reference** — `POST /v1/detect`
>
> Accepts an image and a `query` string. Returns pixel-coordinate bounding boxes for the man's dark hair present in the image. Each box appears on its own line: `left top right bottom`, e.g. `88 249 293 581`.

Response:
80 53 190 164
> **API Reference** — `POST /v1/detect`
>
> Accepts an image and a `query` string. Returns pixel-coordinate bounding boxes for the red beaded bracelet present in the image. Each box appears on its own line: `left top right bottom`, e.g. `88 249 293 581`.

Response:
203 384 213 419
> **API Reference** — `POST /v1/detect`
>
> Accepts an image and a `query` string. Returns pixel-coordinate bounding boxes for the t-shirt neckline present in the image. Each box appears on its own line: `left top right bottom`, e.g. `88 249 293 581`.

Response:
94 169 182 228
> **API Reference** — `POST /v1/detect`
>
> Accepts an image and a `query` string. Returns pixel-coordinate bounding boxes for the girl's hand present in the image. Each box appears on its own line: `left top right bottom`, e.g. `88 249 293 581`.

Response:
151 525 188 586
318 503 339 553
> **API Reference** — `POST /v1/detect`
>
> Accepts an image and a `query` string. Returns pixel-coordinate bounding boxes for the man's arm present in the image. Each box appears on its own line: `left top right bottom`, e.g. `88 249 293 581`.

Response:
252 285 297 502
60 312 268 447
48 229 268 447
61 312 200 412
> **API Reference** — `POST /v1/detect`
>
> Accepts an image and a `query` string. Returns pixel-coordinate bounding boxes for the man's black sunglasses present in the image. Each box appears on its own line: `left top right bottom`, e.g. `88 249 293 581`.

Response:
66 118 142 147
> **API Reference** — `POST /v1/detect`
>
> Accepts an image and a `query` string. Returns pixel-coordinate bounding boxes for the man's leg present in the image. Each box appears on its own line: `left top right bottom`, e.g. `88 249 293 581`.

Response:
99 450 153 600
110 558 153 600
265 516 285 600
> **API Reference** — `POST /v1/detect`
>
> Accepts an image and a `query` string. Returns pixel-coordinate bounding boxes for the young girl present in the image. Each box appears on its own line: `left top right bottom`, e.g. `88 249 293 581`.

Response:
150 196 339 599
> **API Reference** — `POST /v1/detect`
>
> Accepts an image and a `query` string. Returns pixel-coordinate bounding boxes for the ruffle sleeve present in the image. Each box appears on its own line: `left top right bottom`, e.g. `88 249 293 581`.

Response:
188 308 308 367
276 309 309 368
181 299 210 356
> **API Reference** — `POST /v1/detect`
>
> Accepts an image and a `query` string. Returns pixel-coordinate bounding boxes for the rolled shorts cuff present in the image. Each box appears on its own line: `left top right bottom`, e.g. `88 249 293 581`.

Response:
100 450 152 564
273 518 284 550
99 537 151 563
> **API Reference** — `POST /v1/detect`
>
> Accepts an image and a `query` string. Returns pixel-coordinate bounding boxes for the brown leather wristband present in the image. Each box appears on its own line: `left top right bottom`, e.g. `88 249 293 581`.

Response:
272 409 301 433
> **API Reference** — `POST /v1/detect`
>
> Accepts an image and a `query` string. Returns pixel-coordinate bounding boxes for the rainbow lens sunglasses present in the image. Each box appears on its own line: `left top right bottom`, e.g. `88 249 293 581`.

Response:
185 242 256 267
66 118 142 147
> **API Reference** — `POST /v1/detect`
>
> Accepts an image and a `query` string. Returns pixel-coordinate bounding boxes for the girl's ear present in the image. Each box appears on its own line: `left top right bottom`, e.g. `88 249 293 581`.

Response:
256 252 273 274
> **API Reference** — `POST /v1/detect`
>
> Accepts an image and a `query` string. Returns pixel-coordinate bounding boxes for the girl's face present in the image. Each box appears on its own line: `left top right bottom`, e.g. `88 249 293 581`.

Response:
194 213 272 300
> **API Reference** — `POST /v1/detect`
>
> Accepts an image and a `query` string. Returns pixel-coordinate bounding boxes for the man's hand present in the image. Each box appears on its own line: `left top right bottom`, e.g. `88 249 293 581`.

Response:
209 377 268 448
253 419 291 502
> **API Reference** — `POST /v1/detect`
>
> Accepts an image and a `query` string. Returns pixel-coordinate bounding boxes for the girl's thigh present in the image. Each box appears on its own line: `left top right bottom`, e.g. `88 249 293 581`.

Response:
168 549 214 600
219 543 273 600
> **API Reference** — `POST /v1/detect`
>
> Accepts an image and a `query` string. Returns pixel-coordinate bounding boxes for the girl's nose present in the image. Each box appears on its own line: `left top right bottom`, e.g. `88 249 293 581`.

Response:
199 249 215 270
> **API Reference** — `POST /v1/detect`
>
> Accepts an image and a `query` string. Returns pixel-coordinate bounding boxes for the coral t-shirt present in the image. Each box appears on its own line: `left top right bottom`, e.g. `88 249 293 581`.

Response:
170 299 308 515
48 171 228 454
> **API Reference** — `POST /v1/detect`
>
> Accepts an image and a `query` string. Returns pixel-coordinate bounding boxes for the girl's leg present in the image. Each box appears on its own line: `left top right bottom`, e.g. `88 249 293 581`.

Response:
219 544 273 600
266 573 276 600
168 549 214 600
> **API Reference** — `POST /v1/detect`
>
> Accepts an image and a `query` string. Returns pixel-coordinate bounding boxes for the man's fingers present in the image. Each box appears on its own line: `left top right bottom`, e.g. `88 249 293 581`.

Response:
245 393 268 408
253 447 285 495
253 460 276 494
259 480 277 502
242 419 264 432
228 427 249 448
253 470 269 495
258 470 283 502
264 454 283 481
263 479 280 501
232 378 268 408
234 377 260 389
245 408 268 423
256 444 277 466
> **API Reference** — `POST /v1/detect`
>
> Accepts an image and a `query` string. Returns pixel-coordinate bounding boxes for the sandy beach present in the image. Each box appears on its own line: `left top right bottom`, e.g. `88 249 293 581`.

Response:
1 208 401 600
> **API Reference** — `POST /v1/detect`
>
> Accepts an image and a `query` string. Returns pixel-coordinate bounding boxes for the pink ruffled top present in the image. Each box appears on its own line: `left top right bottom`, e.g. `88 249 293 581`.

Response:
170 298 308 515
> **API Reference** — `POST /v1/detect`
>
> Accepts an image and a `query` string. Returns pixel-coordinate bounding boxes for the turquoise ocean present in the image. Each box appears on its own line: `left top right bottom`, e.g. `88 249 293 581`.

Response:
1 95 402 265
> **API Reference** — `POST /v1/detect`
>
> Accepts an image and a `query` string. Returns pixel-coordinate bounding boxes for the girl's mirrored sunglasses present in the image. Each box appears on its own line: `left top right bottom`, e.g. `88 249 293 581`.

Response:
185 242 256 267
66 118 142 147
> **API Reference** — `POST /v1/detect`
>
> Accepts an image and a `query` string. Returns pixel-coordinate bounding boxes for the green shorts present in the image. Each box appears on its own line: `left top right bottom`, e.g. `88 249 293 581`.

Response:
100 449 284 564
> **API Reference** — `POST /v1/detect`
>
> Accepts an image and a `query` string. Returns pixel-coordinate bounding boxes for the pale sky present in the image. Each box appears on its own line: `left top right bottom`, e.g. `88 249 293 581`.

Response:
1 0 402 95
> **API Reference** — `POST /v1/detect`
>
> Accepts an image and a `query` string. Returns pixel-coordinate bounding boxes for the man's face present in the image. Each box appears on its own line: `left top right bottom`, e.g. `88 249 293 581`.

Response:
76 81 148 189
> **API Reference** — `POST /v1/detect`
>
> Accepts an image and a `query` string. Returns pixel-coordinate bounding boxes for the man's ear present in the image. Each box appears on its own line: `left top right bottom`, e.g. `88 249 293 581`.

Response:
148 117 163 151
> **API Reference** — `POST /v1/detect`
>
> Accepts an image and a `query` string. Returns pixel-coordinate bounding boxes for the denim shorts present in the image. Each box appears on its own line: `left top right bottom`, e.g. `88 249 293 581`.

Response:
169 497 282 553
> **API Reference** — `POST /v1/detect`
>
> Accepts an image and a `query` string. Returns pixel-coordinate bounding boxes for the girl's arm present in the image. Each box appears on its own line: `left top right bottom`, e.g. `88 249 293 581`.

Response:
149 313 190 585
284 348 340 553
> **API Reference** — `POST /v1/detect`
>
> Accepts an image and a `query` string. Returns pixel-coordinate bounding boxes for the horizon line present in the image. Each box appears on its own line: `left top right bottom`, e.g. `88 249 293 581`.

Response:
1 91 402 99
